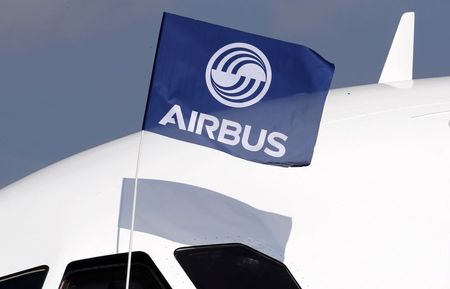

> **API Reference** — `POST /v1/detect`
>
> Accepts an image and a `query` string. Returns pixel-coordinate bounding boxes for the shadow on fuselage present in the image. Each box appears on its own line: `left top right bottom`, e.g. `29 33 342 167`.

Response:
118 178 292 261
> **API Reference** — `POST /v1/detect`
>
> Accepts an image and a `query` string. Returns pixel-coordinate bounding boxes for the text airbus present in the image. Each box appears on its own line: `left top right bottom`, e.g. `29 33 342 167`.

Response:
158 104 288 158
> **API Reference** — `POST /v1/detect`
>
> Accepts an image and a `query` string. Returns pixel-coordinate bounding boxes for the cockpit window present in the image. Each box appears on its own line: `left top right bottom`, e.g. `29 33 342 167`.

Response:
174 243 301 289
59 252 171 289
0 265 48 289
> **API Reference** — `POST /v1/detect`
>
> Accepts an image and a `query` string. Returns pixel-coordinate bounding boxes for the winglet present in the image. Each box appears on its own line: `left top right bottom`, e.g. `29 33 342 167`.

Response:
379 12 415 84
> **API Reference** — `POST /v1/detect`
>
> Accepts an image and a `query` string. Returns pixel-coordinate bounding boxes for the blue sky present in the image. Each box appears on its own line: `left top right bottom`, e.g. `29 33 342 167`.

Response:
1 0 449 188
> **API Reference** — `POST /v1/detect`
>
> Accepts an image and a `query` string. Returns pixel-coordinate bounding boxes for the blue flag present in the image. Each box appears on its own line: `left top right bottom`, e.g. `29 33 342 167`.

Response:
143 13 334 167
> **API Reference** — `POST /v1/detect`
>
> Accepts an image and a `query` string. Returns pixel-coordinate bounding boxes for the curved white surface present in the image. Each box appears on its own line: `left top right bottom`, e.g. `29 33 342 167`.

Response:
1 77 450 289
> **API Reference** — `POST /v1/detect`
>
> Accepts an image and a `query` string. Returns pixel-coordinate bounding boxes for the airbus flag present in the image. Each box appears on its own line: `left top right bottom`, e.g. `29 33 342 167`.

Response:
143 13 334 167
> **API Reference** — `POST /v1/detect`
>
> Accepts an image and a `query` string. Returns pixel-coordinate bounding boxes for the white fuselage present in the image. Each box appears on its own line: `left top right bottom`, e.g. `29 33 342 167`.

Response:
1 77 450 289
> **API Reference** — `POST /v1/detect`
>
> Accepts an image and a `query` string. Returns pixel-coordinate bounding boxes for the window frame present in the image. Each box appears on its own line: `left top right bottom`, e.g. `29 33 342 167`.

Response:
0 265 49 289
174 243 301 289
59 251 171 289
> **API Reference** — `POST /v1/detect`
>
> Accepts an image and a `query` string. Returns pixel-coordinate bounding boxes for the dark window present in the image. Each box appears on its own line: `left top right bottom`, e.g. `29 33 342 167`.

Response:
59 252 171 289
175 243 301 289
0 265 48 289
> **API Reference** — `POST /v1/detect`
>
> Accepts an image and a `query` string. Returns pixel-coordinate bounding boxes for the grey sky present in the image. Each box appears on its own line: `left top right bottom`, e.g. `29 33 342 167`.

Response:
1 0 449 188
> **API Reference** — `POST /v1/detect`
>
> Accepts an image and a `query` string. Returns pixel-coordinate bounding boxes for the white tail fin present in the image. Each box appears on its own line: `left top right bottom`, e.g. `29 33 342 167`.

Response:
379 12 415 84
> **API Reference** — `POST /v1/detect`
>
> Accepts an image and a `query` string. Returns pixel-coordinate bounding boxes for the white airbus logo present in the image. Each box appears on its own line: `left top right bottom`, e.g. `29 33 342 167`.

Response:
205 43 272 108
157 43 287 158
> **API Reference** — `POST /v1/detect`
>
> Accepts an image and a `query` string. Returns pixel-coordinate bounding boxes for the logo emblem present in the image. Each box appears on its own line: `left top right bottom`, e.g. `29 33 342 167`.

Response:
205 43 272 108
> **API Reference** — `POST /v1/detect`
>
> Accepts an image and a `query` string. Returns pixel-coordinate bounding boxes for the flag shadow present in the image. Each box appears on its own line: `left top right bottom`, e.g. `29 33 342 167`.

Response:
119 178 292 261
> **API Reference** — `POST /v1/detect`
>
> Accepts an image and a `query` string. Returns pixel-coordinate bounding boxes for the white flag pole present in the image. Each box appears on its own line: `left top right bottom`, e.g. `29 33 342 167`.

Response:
124 15 164 288
125 130 145 289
